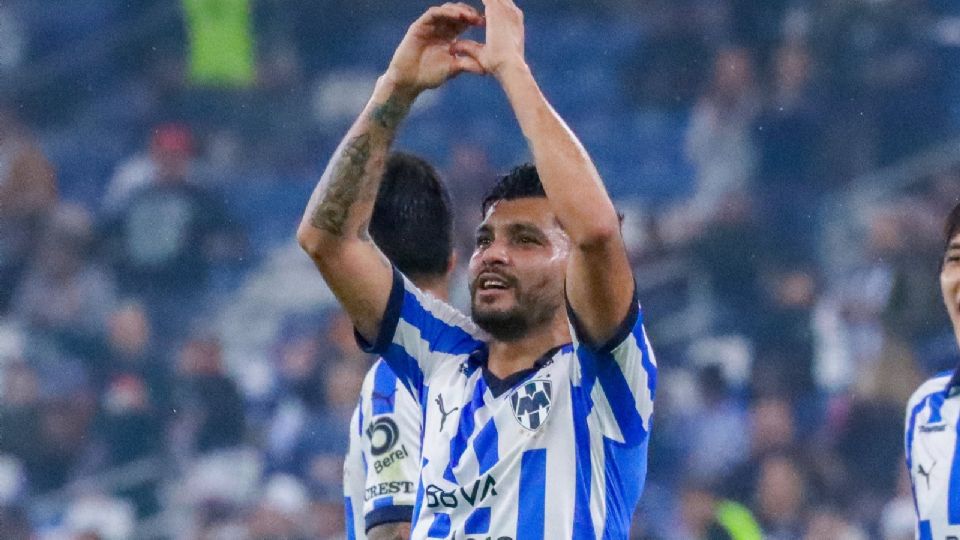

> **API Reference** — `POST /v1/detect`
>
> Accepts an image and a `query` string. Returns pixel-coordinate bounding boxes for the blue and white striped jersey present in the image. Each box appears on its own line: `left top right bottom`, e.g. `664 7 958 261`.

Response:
344 359 423 539
906 368 960 540
358 268 657 539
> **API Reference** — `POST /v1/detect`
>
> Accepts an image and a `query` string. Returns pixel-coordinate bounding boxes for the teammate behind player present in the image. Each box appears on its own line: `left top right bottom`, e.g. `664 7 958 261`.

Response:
299 1 655 536
344 152 456 540
906 201 960 539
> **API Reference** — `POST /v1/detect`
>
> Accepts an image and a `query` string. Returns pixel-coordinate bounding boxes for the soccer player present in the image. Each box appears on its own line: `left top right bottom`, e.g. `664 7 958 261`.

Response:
298 1 656 537
344 152 457 539
906 201 960 539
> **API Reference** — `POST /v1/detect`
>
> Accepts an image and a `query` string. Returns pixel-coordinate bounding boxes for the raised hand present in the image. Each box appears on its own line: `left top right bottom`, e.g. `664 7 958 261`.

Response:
450 0 526 80
385 2 486 95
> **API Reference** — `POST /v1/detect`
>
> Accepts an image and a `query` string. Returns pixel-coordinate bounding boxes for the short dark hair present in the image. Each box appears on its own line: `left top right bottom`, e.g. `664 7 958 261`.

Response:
481 163 545 215
945 201 960 248
370 152 453 280
479 163 625 225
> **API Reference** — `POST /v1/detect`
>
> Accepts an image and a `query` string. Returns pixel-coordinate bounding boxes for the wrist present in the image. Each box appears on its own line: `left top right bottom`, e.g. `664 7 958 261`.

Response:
376 72 421 106
494 59 532 85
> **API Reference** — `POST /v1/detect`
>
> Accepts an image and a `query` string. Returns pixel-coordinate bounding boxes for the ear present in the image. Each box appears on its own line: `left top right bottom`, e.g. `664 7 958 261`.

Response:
446 251 459 276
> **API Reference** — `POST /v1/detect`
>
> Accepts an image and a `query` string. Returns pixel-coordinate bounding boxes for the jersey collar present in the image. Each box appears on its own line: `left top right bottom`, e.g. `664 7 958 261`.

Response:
463 343 570 398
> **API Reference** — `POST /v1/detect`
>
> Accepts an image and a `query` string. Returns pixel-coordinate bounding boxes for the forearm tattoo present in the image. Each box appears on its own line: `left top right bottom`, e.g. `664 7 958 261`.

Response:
371 94 409 130
308 93 409 237
310 133 373 236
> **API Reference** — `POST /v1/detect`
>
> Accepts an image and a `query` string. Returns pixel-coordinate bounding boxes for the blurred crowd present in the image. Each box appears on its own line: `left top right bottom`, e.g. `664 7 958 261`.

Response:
1 0 960 538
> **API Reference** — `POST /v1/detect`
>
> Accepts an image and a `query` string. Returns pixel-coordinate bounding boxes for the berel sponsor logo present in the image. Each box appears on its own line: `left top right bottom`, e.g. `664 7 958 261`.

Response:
373 444 410 474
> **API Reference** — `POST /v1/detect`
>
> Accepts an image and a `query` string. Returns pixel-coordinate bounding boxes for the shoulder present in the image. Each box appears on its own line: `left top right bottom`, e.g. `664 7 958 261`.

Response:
907 371 953 411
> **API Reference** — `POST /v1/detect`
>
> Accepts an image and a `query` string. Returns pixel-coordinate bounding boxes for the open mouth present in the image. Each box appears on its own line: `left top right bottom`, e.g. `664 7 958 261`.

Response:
475 272 514 293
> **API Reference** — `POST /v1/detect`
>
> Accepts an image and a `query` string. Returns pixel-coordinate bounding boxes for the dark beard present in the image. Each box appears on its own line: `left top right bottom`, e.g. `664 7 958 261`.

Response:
470 306 531 341
470 287 560 342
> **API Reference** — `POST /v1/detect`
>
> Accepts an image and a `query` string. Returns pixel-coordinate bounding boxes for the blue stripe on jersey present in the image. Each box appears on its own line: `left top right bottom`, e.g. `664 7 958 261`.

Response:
344 497 356 540
601 437 647 539
473 418 499 474
412 458 428 531
517 449 547 540
919 519 933 540
357 397 364 436
426 513 451 538
596 351 649 446
383 342 427 397
906 395 932 513
445 378 487 484
400 288 482 355
373 496 393 510
571 383 597 540
464 507 491 534
951 410 960 523
929 392 946 423
373 361 398 415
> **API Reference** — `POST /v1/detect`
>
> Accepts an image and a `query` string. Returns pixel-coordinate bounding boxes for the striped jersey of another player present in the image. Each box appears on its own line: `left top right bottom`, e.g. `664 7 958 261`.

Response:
343 358 423 539
358 269 657 539
905 369 960 540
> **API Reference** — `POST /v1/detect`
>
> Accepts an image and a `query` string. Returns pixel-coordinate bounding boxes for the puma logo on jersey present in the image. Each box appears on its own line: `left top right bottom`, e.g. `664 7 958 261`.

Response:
436 394 459 432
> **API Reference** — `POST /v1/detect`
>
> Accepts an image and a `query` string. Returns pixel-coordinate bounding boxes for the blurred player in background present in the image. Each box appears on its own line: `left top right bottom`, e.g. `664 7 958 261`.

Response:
343 152 456 540
905 201 960 539
299 0 655 537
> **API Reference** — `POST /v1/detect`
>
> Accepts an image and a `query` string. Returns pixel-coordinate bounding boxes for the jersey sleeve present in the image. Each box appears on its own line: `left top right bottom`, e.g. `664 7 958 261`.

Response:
356 267 484 399
567 286 657 446
343 402 365 540
359 359 424 532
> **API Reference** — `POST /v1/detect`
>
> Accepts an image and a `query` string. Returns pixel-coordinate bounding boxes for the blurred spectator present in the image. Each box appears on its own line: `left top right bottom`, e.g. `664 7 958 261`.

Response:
171 335 246 456
101 123 198 213
751 265 818 400
0 362 43 487
753 41 826 260
754 453 807 540
12 204 116 349
101 126 243 344
682 364 749 484
722 397 796 504
0 102 57 314
679 481 762 540
682 45 760 225
685 192 763 334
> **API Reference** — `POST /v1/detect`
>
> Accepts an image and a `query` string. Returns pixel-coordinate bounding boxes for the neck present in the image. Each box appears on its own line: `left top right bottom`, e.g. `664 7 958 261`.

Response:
414 278 448 302
486 313 570 379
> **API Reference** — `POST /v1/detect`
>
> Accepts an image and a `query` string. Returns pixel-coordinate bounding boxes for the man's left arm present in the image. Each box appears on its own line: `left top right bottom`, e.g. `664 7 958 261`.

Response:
457 0 633 343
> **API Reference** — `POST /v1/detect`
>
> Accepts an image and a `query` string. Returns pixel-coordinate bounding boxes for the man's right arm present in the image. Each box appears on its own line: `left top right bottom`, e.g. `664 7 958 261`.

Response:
296 80 415 342
296 2 484 343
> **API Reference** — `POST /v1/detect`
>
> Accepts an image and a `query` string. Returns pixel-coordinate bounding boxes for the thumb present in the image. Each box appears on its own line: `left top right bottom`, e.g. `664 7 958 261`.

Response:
450 39 484 62
451 54 486 76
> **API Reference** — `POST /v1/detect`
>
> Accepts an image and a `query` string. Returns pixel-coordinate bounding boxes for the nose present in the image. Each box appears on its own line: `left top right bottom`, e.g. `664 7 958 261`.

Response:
477 238 510 267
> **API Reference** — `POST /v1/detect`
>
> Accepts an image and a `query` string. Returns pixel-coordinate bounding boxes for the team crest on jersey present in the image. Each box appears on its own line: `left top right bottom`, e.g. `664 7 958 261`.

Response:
511 379 552 431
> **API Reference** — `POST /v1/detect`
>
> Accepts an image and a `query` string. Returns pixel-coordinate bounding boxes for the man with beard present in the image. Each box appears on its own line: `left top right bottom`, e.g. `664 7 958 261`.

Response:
905 201 960 539
298 1 656 537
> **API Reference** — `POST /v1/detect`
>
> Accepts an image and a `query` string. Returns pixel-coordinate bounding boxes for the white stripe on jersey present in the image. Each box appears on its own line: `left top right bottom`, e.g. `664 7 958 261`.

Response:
343 358 423 539
905 369 960 540
357 269 657 539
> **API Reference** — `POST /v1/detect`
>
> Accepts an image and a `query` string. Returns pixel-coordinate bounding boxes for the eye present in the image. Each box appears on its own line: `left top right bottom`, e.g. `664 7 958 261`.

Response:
475 236 491 248
517 235 539 245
